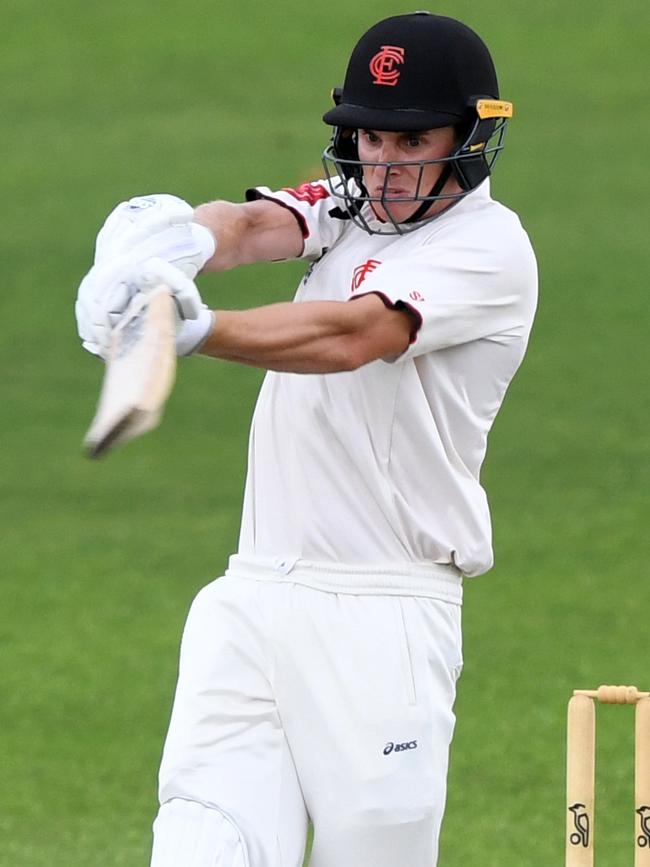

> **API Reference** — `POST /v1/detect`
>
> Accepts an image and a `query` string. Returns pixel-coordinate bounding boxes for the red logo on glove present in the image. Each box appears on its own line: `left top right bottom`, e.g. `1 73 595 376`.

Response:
282 182 330 206
351 259 381 291
409 290 425 302
369 46 405 86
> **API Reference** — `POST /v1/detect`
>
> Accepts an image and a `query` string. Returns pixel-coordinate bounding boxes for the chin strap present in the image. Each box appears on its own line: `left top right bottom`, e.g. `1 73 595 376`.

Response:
403 163 453 224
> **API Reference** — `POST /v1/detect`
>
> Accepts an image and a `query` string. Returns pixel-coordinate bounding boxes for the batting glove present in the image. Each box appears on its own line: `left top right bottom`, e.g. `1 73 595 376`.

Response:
76 193 216 355
94 193 216 278
77 258 214 359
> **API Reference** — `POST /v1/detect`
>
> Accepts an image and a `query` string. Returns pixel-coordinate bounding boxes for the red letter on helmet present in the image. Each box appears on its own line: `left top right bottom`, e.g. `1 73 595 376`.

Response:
369 46 405 86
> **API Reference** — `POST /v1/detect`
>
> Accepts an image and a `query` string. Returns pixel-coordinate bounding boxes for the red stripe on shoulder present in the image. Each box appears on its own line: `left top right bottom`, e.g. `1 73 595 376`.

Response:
281 182 330 206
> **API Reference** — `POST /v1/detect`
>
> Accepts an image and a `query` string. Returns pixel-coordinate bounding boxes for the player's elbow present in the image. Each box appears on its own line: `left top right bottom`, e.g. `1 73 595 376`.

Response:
332 333 390 371
340 296 414 369
337 338 371 371
319 297 413 372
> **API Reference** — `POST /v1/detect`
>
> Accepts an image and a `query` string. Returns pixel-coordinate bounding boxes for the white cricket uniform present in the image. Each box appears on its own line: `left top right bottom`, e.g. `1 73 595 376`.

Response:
152 179 538 867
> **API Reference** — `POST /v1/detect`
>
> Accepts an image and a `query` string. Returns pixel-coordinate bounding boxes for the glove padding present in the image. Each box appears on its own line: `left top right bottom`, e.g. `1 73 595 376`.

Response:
77 257 213 359
76 193 216 358
94 193 215 277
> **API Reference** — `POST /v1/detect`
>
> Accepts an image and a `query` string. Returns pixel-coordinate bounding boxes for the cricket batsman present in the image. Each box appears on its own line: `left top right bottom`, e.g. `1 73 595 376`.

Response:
76 12 538 866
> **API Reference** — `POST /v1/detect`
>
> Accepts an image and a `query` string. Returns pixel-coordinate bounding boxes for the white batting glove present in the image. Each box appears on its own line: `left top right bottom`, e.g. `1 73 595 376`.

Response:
129 257 204 320
133 258 215 357
175 307 216 356
94 193 216 278
76 193 216 356
77 258 214 358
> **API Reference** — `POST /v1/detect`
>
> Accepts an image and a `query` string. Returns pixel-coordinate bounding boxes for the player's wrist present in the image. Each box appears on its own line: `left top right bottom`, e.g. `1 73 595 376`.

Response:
189 222 217 275
176 306 216 356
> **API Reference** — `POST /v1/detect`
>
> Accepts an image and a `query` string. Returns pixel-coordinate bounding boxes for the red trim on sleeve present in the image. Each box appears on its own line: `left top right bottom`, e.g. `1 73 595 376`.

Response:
245 188 310 240
349 290 423 345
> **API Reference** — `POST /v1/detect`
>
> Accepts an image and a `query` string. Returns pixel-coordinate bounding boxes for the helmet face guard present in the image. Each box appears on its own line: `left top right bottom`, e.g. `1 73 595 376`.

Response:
321 13 513 234
321 99 512 235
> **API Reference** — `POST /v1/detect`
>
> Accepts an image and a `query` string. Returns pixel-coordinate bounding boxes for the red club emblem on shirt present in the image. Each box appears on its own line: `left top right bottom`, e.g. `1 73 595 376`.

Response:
351 258 381 291
369 46 405 87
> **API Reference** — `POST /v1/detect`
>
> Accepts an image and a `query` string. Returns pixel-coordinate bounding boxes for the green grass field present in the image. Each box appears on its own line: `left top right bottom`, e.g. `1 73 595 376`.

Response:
2 0 649 864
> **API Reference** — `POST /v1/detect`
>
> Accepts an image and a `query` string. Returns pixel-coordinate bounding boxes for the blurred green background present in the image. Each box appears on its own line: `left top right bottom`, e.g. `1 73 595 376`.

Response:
1 0 648 864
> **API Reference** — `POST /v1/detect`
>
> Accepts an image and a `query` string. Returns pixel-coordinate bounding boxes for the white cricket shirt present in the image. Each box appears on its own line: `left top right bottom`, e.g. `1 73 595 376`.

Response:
237 179 538 578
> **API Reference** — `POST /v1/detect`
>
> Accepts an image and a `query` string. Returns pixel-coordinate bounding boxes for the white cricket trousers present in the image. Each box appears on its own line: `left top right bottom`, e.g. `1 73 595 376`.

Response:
151 557 463 867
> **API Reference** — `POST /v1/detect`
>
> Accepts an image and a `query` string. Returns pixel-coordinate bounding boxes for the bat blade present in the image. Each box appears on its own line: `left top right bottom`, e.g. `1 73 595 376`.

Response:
83 285 177 459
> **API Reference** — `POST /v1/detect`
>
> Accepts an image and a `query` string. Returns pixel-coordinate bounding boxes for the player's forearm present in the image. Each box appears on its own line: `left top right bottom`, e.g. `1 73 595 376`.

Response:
192 201 253 272
198 295 412 373
200 300 362 372
194 200 303 272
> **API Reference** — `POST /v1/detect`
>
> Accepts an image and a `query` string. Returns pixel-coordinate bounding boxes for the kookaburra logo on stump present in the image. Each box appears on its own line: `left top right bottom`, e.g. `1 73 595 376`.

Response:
569 803 590 847
638 805 650 847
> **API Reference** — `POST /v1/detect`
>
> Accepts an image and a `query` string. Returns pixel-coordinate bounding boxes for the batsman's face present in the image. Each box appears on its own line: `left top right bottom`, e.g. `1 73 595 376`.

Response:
357 127 460 224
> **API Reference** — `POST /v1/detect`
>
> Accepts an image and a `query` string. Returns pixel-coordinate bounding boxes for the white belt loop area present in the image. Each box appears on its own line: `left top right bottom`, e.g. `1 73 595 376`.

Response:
226 554 463 604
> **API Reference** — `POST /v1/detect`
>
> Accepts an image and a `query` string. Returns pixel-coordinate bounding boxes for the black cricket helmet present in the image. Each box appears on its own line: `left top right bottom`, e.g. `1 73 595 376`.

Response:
322 12 513 233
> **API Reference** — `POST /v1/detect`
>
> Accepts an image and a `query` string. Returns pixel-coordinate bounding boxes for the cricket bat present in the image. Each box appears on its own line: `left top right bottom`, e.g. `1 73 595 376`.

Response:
83 285 177 459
